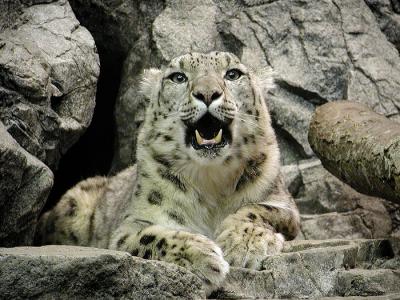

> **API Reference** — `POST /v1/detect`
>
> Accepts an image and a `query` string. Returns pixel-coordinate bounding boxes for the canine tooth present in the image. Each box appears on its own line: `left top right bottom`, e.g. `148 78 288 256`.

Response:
214 129 222 144
195 130 203 145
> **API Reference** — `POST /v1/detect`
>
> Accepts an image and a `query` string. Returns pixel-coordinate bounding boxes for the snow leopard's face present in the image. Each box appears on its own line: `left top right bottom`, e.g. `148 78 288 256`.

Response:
140 51 274 166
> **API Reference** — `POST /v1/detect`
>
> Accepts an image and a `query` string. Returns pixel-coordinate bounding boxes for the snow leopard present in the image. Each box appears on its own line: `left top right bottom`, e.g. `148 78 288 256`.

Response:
36 51 300 295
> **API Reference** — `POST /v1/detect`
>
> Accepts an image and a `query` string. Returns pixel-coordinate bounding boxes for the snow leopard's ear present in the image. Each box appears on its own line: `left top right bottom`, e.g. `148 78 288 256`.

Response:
139 68 163 101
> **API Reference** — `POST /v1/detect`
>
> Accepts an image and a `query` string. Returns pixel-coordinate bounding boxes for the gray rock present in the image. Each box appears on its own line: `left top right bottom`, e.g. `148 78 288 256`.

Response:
219 239 399 299
1 240 397 299
300 210 392 240
282 159 396 240
365 0 400 51
0 0 99 169
0 122 53 247
0 245 205 300
337 269 400 296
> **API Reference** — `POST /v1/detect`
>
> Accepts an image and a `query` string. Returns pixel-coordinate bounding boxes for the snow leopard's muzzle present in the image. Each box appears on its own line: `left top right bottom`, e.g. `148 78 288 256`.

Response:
181 75 235 152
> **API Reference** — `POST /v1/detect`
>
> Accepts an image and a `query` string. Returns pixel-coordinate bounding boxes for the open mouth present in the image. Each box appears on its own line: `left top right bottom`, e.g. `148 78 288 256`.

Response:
185 113 232 150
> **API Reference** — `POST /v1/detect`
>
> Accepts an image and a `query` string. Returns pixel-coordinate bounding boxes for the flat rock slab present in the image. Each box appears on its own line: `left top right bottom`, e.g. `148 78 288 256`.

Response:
219 239 399 299
0 245 204 300
1 240 398 299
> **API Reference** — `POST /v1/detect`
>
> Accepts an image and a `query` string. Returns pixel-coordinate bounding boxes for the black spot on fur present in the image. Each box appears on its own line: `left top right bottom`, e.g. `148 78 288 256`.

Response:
210 266 220 273
140 234 156 245
168 211 186 225
133 219 154 226
243 137 248 144
131 249 139 256
156 238 167 249
159 169 186 192
148 190 163 205
66 198 77 217
164 135 173 142
236 153 267 191
259 204 278 212
248 213 257 220
153 154 172 168
143 249 152 259
224 155 233 164
117 234 130 247
87 207 96 242
161 250 166 257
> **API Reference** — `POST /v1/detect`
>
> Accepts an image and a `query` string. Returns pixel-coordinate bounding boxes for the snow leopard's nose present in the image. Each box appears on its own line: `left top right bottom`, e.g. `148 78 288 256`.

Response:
191 76 224 106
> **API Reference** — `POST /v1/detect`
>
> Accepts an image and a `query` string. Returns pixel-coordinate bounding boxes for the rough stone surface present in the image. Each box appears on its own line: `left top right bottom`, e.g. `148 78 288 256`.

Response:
300 210 392 240
337 269 400 296
1 240 398 299
0 0 99 169
365 0 400 51
0 122 53 247
217 239 399 299
93 0 400 172
282 159 395 240
0 245 205 300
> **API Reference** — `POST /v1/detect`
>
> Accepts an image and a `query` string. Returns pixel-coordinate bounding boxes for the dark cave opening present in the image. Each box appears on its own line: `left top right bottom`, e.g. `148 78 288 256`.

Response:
44 48 123 211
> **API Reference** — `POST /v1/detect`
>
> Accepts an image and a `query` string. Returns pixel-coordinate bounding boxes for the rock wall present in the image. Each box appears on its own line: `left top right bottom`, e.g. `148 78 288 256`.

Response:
0 0 99 246
1 0 400 298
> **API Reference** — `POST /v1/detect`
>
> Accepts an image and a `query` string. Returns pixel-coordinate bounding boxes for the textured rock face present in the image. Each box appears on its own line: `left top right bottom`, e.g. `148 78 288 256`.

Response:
90 0 400 172
0 0 99 246
365 0 400 51
220 238 400 299
0 246 205 299
283 159 394 240
0 122 53 246
0 0 99 169
1 239 398 299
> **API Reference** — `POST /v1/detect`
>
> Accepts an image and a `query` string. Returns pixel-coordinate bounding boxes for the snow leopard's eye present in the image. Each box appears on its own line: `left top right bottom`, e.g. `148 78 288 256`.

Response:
168 72 188 84
224 69 243 81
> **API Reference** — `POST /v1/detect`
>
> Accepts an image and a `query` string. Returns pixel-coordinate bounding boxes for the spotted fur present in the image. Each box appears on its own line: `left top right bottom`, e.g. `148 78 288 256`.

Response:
36 52 300 295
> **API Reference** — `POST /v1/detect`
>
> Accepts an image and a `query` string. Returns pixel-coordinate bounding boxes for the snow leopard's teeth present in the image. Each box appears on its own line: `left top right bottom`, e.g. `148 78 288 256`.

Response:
195 129 222 145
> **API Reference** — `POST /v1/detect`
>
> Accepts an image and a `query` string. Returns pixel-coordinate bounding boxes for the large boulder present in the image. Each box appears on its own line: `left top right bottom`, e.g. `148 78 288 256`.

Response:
0 0 99 169
0 245 204 299
0 0 99 245
0 122 53 246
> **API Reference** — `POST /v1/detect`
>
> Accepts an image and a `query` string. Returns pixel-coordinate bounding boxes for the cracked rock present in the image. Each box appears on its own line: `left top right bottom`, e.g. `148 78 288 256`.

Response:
219 239 399 299
0 0 99 169
0 245 205 299
365 0 400 51
0 121 53 246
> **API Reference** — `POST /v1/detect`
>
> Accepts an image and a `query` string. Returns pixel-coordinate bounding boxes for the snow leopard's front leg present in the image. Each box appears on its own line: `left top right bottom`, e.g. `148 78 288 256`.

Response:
110 223 229 295
215 180 300 269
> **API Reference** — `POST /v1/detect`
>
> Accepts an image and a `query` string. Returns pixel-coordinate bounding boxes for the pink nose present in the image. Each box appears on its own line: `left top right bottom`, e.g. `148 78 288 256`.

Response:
191 77 223 106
